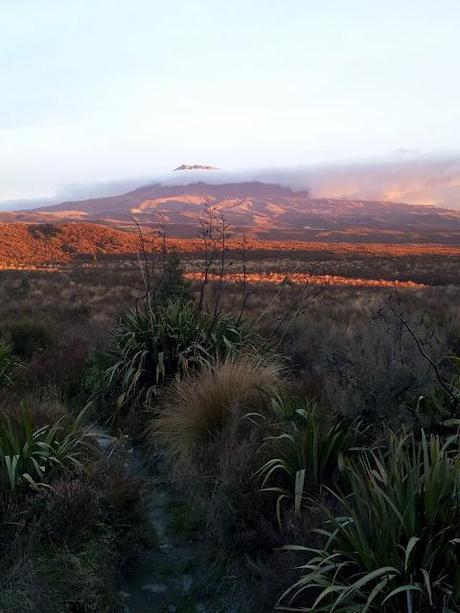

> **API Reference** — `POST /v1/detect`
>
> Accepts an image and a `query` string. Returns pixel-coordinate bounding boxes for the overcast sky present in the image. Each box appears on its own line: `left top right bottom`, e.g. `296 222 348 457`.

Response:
1 0 460 203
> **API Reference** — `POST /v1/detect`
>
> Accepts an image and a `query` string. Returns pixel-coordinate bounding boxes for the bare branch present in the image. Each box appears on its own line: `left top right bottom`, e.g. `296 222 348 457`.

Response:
384 287 460 406
236 234 254 325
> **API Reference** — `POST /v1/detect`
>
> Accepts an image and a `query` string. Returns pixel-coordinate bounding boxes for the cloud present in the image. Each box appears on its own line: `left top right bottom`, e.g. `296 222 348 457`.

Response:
221 153 460 210
299 154 460 208
208 154 459 209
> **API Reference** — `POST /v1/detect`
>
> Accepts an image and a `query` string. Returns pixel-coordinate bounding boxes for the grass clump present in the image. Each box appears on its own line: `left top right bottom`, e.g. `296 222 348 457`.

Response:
280 430 460 612
152 354 284 561
154 354 281 463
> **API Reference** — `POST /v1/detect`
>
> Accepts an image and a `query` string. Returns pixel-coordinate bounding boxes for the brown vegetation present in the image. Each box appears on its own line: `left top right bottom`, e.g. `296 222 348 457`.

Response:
2 221 460 274
1 219 460 611
154 355 282 466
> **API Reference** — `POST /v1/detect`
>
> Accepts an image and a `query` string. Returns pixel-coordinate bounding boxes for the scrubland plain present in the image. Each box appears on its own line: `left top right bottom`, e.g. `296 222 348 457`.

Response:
0 242 459 612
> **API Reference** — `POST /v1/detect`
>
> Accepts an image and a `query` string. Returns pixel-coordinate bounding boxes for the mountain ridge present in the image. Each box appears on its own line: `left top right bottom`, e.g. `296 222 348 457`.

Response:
1 181 459 243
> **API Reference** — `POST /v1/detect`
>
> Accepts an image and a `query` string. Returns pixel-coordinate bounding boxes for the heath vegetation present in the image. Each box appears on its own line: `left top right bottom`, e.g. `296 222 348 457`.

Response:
0 219 459 611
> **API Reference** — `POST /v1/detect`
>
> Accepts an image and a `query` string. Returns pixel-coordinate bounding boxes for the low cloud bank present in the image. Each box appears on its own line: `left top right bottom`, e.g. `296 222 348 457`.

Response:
287 155 460 209
213 153 460 209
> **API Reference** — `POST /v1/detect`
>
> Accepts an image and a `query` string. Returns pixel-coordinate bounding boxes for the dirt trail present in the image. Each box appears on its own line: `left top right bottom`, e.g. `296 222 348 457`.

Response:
94 429 245 613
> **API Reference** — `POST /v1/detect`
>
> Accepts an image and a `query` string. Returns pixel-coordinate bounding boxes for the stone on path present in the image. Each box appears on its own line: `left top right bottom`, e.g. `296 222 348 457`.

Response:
141 582 169 604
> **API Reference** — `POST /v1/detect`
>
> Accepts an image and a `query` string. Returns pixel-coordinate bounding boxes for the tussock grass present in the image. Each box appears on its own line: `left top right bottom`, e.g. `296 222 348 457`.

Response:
153 354 282 463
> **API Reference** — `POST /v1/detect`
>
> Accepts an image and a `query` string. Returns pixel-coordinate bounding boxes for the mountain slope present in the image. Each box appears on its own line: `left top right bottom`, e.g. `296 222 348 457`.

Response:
1 182 460 242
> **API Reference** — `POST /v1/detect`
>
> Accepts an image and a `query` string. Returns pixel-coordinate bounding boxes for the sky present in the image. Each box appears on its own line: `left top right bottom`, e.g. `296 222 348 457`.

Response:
1 0 460 205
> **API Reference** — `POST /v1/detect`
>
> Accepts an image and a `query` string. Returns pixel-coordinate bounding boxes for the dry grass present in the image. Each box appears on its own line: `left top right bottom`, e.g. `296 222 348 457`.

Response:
184 271 425 289
153 355 282 465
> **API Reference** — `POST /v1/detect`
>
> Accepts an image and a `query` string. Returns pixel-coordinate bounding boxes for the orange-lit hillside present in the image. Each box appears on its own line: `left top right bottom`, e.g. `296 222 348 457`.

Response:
1 222 460 268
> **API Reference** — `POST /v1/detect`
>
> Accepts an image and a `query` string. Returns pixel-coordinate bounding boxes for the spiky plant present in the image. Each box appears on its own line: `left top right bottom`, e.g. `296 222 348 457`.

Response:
270 394 309 422
0 408 87 492
256 400 348 524
279 431 460 612
101 300 258 413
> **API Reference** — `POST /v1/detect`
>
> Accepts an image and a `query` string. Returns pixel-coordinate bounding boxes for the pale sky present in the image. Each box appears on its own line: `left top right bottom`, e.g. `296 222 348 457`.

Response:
1 0 460 201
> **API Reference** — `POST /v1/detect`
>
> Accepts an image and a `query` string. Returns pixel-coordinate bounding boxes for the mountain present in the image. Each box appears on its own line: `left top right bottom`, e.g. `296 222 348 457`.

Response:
173 164 218 171
1 181 460 243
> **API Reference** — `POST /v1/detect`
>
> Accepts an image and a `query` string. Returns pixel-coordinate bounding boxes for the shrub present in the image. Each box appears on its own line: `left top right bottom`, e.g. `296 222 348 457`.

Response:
154 251 192 305
280 431 460 612
36 478 100 547
279 297 450 428
36 538 119 612
0 420 149 612
0 537 45 613
0 341 16 389
154 355 285 564
256 400 349 524
98 466 153 567
84 348 114 397
154 355 281 466
415 354 460 429
270 393 304 422
101 299 258 414
24 335 89 399
27 223 60 239
0 318 53 360
0 408 87 492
